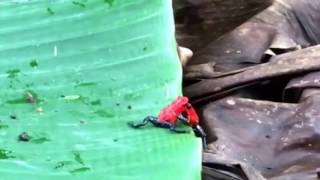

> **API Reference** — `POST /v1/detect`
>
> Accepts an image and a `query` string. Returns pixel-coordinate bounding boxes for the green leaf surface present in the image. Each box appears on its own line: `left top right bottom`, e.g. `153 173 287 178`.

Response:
0 0 201 179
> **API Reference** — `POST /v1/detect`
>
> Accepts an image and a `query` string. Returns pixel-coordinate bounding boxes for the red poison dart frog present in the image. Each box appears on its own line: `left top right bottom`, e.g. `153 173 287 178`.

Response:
128 96 206 147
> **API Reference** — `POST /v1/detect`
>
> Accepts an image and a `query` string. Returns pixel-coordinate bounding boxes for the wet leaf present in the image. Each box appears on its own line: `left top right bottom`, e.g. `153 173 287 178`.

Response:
0 1 201 179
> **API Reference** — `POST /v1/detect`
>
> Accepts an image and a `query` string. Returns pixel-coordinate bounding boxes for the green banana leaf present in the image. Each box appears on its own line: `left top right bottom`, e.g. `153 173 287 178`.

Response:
0 0 202 179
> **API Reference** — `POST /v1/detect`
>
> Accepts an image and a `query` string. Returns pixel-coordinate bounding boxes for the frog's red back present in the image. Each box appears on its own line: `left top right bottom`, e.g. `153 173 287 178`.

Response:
158 96 189 123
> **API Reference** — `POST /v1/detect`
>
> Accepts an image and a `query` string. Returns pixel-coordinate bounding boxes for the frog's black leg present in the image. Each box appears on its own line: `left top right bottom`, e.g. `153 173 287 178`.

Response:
193 125 207 149
129 116 189 134
146 119 182 131
150 121 172 129
177 115 189 125
169 124 189 133
128 116 158 128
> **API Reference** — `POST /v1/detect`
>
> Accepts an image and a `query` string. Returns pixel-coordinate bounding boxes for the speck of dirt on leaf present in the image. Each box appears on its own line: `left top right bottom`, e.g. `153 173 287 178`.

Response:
47 7 55 15
10 113 17 120
0 149 15 159
54 161 73 169
54 162 65 169
72 1 86 8
6 69 20 79
30 59 38 68
18 132 30 142
73 151 85 165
